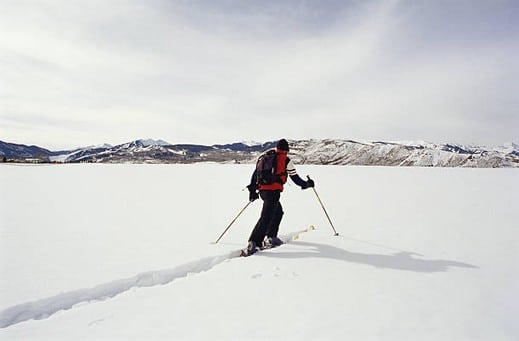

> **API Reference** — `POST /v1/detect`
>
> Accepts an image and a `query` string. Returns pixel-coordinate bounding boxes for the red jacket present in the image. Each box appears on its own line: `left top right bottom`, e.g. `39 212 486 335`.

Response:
258 150 288 191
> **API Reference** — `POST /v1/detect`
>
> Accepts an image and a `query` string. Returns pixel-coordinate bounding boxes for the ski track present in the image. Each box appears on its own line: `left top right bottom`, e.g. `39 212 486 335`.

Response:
0 227 312 329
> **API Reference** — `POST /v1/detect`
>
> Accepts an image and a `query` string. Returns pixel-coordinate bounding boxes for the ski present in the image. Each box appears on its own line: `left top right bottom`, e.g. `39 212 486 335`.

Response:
239 225 315 257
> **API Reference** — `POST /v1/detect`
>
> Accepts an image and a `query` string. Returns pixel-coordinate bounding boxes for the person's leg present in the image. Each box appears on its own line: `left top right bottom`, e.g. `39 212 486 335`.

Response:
266 200 283 238
248 191 279 245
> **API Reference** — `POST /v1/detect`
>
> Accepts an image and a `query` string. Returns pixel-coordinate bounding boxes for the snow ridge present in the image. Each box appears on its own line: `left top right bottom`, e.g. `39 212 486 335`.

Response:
0 227 313 329
0 252 233 328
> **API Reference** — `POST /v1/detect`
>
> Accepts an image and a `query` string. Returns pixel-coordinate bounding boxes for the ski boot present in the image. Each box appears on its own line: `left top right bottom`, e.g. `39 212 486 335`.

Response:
241 241 259 257
263 236 284 249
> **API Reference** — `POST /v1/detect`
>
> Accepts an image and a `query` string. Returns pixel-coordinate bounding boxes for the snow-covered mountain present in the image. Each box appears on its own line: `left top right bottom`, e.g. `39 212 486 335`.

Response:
49 144 114 162
287 139 519 168
45 139 519 167
1 139 518 167
46 140 277 164
130 139 170 147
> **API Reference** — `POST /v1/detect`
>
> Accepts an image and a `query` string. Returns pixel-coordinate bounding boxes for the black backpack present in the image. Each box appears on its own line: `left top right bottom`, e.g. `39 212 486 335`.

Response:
255 150 278 185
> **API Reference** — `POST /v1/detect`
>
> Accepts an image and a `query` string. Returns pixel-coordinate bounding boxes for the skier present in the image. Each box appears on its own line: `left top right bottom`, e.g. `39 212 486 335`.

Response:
244 139 314 256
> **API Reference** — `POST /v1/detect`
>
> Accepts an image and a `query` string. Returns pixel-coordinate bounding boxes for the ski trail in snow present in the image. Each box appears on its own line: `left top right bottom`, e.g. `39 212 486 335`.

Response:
0 253 233 329
0 226 314 329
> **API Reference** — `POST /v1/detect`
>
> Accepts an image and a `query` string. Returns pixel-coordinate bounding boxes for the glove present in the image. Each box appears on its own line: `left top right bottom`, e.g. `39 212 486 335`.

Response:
247 184 259 202
249 191 259 202
302 178 315 190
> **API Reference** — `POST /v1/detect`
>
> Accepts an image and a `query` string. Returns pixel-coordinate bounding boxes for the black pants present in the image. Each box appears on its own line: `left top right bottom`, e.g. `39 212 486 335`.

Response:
249 190 284 245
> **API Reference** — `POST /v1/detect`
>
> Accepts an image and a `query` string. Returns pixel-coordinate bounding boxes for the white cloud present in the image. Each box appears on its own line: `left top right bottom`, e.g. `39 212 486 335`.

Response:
1 0 517 148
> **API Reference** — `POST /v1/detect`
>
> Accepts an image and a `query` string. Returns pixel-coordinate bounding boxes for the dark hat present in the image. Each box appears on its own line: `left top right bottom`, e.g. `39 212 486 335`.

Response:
276 139 289 151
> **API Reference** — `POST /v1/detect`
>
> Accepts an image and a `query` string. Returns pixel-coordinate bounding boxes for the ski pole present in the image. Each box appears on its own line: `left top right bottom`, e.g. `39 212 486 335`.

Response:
214 201 252 244
307 176 339 236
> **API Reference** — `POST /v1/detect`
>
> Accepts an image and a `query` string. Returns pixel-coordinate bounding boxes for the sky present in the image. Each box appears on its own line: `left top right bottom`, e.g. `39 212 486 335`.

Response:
1 0 518 149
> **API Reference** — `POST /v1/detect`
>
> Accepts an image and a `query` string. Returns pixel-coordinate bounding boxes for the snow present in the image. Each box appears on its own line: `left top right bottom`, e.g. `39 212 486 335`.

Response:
239 140 264 147
49 153 73 162
135 139 171 147
494 142 519 155
1 163 518 340
49 144 114 162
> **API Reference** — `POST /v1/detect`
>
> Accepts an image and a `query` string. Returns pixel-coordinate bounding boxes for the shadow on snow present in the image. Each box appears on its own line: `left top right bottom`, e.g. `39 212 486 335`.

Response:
259 241 478 273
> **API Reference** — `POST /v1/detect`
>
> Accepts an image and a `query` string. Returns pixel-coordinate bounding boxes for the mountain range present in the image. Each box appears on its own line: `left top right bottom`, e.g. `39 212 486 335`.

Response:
1 139 518 168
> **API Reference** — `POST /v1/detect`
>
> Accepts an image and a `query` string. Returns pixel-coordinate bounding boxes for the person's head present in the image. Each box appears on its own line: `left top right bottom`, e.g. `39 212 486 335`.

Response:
276 139 289 153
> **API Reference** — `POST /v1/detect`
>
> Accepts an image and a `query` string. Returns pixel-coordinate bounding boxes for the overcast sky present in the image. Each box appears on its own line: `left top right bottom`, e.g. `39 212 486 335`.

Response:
1 0 518 149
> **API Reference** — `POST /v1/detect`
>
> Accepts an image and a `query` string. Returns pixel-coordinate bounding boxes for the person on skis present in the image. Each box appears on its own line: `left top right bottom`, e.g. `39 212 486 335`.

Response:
244 138 314 256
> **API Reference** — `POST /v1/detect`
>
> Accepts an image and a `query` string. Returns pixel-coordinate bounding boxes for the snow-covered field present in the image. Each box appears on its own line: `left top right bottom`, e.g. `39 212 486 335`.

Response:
1 163 518 340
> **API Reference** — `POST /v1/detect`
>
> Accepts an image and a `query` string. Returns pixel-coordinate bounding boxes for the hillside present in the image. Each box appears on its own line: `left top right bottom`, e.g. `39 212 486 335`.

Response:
1 139 518 167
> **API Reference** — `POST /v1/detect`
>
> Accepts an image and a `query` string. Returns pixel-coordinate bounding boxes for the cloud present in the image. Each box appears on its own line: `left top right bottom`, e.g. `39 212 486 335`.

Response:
1 0 517 148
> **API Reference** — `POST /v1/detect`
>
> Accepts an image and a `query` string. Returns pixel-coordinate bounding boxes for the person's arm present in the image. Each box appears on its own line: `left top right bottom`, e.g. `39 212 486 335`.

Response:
287 159 314 189
247 170 259 201
249 169 257 188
